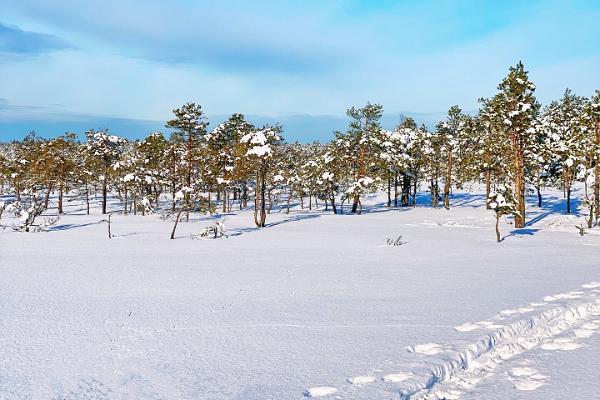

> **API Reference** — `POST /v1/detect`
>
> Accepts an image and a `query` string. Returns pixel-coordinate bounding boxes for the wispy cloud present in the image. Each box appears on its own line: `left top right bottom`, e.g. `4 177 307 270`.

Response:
0 22 70 57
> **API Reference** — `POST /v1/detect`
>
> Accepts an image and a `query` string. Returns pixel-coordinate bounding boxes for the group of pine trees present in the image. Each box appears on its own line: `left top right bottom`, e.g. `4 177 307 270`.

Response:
1 62 599 236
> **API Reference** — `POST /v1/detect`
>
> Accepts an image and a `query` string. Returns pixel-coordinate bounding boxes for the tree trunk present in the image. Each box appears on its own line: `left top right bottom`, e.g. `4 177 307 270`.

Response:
512 132 525 228
58 179 64 214
495 214 501 242
85 182 90 215
260 170 267 226
44 184 52 209
330 187 337 215
412 175 417 207
242 181 248 209
102 180 107 215
170 209 184 239
351 194 360 214
386 174 391 207
443 152 452 209
595 120 600 221
394 172 399 207
485 170 491 209
402 174 410 207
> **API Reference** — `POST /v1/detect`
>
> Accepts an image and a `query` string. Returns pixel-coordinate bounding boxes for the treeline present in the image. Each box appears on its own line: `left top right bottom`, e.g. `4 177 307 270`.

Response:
1 62 599 234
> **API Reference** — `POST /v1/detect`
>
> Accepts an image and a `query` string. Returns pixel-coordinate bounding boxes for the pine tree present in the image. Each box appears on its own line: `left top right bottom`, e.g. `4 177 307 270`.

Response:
488 184 519 242
496 62 538 227
437 105 465 209
239 125 282 227
542 89 586 214
339 103 384 214
85 129 126 214
166 103 208 220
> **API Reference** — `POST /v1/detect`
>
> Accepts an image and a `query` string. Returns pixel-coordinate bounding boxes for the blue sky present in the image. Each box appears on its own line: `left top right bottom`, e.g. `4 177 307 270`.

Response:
1 0 600 142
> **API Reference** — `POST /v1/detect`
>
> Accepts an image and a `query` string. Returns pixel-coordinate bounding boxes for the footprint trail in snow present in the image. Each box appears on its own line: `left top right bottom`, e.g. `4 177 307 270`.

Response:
303 281 600 399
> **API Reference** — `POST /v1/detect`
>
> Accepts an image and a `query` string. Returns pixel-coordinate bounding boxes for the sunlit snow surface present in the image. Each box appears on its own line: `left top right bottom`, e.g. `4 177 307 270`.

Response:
1 187 599 399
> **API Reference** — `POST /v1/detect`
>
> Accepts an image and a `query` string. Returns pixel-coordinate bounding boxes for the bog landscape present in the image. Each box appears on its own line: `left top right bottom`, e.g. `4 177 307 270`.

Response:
1 2 599 399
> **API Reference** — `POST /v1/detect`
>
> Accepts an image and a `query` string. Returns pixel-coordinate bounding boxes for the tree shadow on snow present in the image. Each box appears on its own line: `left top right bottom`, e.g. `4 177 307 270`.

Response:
505 228 540 239
49 221 103 231
227 213 321 237
525 193 582 227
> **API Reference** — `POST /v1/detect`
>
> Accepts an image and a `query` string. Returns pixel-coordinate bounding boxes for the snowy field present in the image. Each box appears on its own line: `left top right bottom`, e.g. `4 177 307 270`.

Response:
1 188 599 400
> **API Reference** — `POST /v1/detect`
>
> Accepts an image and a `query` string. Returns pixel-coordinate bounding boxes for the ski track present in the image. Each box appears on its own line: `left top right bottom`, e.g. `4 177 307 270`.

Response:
304 281 600 399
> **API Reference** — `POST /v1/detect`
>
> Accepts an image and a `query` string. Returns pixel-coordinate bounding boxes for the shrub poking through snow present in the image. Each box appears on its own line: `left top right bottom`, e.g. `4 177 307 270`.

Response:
198 218 227 239
575 224 586 236
386 235 405 246
582 197 595 229
488 185 519 242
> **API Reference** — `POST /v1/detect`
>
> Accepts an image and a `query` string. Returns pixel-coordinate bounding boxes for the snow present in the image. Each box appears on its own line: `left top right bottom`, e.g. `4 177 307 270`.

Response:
1 187 600 399
304 386 338 397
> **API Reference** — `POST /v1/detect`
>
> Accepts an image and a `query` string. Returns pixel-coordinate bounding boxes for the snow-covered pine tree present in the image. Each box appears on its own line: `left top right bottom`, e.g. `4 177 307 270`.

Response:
85 129 126 214
488 184 519 242
339 103 384 214
166 103 209 220
495 62 538 227
542 89 586 214
45 133 77 214
582 90 600 222
438 105 465 209
239 125 282 227
206 113 254 212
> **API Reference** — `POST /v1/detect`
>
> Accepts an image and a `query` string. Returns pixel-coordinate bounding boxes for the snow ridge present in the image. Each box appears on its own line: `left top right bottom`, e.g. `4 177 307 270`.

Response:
401 294 600 399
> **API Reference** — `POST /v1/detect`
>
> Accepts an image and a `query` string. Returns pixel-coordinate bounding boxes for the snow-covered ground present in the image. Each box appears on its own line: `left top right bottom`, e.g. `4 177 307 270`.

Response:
1 188 599 399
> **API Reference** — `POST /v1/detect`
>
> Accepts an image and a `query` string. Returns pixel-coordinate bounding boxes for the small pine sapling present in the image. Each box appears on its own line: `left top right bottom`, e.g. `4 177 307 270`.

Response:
582 197 595 229
488 185 519 242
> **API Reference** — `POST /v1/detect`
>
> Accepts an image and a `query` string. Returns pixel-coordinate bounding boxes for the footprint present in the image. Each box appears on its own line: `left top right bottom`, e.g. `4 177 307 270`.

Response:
304 386 338 397
407 342 443 355
529 302 546 307
540 338 583 351
476 320 504 330
582 282 600 289
508 366 547 391
455 322 479 332
382 372 414 383
347 376 376 385
513 379 545 391
574 329 595 338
